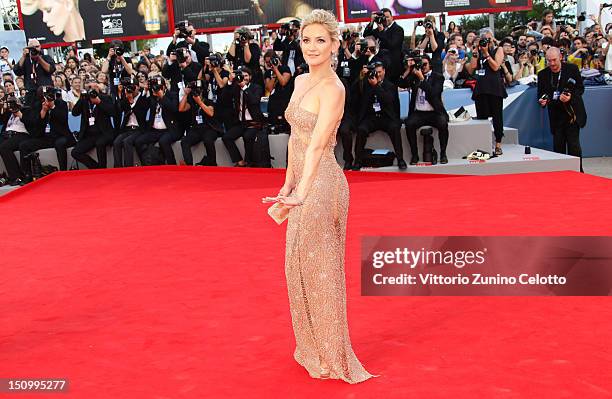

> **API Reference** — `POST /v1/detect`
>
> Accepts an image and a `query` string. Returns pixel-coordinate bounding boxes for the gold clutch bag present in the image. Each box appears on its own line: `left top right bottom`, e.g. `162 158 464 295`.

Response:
267 202 289 225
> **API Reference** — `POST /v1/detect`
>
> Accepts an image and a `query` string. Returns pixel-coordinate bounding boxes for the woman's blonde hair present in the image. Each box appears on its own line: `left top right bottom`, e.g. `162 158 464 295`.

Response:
300 9 340 41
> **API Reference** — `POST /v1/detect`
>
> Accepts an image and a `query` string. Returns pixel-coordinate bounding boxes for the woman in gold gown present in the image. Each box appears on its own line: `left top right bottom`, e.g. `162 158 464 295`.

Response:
263 9 378 384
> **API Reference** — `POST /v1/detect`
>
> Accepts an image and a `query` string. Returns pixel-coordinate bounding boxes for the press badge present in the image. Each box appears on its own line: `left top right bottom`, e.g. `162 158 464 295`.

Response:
178 81 185 90
476 69 485 76
45 124 51 134
341 61 350 77
552 91 561 101
373 102 381 112
113 77 120 86
195 115 203 124
88 117 95 126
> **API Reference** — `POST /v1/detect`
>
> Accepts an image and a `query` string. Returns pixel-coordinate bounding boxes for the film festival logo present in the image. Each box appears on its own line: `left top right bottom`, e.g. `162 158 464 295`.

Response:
102 18 124 35
107 0 127 10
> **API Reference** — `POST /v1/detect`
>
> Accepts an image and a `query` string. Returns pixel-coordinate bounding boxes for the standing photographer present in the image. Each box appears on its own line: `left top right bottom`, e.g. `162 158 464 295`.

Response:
112 77 150 167
227 27 263 87
70 80 116 169
337 28 360 84
179 80 224 166
537 47 586 172
411 16 446 74
263 50 293 134
273 20 304 76
168 21 210 63
352 61 406 171
13 39 56 104
403 54 449 165
364 8 405 84
101 40 134 97
19 86 74 173
222 67 266 167
163 46 202 93
134 76 181 165
0 95 34 185
466 29 507 156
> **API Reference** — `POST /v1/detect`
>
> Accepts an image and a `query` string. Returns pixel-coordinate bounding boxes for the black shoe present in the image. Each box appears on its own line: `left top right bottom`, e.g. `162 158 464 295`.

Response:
343 161 353 171
398 159 407 170
431 149 438 165
9 178 23 186
410 155 419 165
440 153 448 164
351 163 361 171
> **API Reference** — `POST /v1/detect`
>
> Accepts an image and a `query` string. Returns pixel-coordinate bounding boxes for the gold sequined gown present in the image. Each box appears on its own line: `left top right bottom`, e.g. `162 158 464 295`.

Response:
283 78 377 384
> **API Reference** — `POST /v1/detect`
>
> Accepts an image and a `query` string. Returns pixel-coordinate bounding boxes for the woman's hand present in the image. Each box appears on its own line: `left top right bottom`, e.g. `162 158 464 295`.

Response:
278 183 294 197
277 195 304 209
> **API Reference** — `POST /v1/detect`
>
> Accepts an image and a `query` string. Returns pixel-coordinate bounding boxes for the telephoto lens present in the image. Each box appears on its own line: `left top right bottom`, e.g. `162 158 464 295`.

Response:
235 70 244 83
114 47 124 56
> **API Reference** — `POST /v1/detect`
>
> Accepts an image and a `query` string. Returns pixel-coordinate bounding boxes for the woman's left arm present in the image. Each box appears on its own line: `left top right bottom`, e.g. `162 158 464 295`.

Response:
290 80 345 205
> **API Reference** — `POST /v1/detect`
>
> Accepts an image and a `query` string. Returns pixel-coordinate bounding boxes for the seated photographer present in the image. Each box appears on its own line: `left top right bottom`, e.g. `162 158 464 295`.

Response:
112 77 149 167
179 80 224 166
71 80 116 169
273 20 304 76
222 67 265 167
134 76 181 165
101 41 134 97
168 21 210 63
0 95 34 185
352 61 406 171
13 39 56 105
411 16 447 74
227 27 264 87
403 55 449 165
263 50 293 134
19 86 74 174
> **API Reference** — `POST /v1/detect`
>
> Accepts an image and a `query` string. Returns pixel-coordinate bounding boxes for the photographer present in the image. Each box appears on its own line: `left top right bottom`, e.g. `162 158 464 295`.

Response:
13 39 56 103
273 20 304 76
227 27 263 87
179 80 224 166
537 47 586 172
527 42 546 73
355 36 392 75
163 46 203 93
514 51 536 80
18 86 74 174
168 21 211 63
199 53 229 105
352 61 406 171
364 8 405 83
337 28 360 83
222 67 266 167
411 16 446 74
568 37 592 70
112 77 149 167
71 80 116 169
403 54 449 165
100 40 134 97
0 95 34 185
263 50 293 134
134 76 181 165
466 30 507 156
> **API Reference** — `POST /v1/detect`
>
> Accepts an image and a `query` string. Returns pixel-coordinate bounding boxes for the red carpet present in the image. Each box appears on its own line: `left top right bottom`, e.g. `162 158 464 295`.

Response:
1 167 611 398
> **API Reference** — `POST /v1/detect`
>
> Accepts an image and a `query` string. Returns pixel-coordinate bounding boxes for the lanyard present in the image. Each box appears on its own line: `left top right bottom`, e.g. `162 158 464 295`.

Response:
551 69 562 91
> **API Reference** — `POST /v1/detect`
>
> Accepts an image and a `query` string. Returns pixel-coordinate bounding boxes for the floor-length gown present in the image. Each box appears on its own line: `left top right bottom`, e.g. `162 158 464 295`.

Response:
283 77 377 384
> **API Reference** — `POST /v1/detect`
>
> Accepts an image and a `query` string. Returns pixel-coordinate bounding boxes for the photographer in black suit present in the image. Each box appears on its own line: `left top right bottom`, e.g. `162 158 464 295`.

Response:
227 27 263 87
364 8 405 84
112 77 149 167
71 80 116 169
537 47 586 172
263 50 293 134
402 54 449 165
222 67 266 167
134 76 181 165
20 86 75 174
101 40 134 97
273 20 304 76
179 80 224 166
0 95 34 185
411 16 446 74
352 61 407 171
13 39 56 106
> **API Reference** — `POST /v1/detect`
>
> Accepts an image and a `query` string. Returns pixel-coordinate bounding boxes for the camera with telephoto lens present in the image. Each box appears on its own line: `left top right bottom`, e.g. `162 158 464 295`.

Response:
342 29 351 41
27 46 40 57
270 55 281 67
121 77 137 94
42 86 59 102
148 76 165 93
479 37 491 48
357 39 368 52
417 20 424 27
235 30 251 46
187 80 204 96
209 53 223 68
114 46 124 56
5 95 21 113
577 12 586 22
234 68 245 83
366 62 379 80
424 21 434 30
176 20 191 39
374 11 385 25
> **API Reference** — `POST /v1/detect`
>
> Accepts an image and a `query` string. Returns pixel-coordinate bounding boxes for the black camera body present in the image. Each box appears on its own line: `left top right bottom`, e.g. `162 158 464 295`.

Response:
479 37 491 48
121 77 137 93
234 69 245 83
366 62 381 80
5 96 22 113
176 20 191 39
270 55 281 67
424 21 434 30
374 11 385 25
27 46 40 57
563 78 576 96
187 80 204 96
42 86 60 102
209 53 223 68
148 77 165 93
235 31 251 46
114 47 124 56
342 30 351 41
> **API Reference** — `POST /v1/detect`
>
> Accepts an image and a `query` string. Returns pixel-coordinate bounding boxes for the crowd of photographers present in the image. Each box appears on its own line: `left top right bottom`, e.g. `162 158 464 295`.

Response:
0 5 610 185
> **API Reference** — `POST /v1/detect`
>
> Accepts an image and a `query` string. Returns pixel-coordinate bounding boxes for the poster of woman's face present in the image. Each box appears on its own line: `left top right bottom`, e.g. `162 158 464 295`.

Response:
21 0 85 43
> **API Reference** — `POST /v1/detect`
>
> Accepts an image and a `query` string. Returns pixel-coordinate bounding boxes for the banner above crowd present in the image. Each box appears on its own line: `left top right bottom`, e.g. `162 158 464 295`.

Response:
18 0 172 47
172 0 339 32
344 0 533 23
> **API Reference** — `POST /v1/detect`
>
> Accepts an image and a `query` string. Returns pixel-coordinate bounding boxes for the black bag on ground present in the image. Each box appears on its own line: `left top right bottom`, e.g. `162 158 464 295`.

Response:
361 148 396 168
420 128 438 165
140 144 164 166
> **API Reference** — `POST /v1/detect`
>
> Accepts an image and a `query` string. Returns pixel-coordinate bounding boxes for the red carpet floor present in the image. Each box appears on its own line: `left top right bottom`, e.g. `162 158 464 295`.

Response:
1 167 611 399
